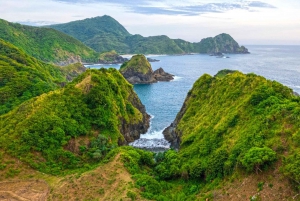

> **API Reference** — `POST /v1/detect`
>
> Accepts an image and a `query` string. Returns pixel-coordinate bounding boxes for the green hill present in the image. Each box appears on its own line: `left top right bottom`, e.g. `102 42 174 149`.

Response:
0 18 99 64
0 69 299 200
48 15 249 54
48 15 131 53
0 68 149 174
0 39 86 114
120 54 152 74
125 35 184 54
195 33 249 53
160 70 300 197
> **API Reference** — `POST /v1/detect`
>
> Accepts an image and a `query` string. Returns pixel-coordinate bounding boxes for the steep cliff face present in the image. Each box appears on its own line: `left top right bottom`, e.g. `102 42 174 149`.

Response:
0 68 150 173
119 92 150 144
120 55 173 84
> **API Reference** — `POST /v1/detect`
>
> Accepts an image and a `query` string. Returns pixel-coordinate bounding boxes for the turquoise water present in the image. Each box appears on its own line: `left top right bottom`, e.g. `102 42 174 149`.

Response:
87 46 300 147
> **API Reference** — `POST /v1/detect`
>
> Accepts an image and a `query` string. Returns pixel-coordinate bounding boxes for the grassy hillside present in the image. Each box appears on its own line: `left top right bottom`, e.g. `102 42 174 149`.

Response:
0 68 148 174
48 15 249 54
172 70 300 190
0 70 299 200
0 39 87 114
0 18 98 64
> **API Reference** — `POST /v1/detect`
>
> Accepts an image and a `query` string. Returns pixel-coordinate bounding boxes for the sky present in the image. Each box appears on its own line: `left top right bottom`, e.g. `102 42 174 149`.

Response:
0 0 300 45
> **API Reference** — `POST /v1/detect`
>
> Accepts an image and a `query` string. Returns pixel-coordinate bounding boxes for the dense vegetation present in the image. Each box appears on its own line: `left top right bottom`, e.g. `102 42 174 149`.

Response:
0 68 146 174
120 54 152 74
48 15 249 54
48 15 131 53
0 18 99 64
99 70 300 200
174 70 300 186
0 39 86 114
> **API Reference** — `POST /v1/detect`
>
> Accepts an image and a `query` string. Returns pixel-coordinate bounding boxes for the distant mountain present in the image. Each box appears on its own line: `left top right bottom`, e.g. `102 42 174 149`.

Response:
0 18 99 64
0 39 86 114
48 15 131 53
48 15 249 54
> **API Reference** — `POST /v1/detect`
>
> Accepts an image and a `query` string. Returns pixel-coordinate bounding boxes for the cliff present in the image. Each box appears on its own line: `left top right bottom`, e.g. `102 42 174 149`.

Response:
119 55 173 84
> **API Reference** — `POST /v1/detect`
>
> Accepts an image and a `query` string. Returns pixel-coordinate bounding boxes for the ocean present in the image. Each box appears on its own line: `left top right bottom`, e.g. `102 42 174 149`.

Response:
87 45 300 149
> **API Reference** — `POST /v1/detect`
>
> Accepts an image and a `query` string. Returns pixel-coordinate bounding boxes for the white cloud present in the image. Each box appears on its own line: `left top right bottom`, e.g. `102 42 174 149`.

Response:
0 0 299 44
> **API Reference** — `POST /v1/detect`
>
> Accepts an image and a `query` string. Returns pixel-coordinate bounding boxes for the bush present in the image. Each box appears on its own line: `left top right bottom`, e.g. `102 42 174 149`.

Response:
240 147 277 174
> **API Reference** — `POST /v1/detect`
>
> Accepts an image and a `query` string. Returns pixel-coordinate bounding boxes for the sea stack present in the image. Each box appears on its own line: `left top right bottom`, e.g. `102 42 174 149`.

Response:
119 54 174 84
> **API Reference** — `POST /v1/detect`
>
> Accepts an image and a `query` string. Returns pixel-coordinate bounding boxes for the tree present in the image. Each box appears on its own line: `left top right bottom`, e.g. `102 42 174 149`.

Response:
240 147 277 174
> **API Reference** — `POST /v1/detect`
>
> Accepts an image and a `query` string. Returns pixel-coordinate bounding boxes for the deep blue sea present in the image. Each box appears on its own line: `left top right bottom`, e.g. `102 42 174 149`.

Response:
87 45 300 148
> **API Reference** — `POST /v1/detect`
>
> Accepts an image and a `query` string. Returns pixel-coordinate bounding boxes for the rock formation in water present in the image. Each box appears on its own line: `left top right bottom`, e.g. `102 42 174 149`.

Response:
119 54 173 84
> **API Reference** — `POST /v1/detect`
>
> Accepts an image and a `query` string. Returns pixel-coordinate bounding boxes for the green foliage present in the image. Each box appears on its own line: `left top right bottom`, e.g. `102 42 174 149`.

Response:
155 150 181 179
120 54 152 74
48 15 131 53
195 33 249 54
240 147 277 173
0 68 145 174
175 70 300 184
283 152 300 189
48 15 248 54
0 18 98 63
0 39 67 114
126 190 137 201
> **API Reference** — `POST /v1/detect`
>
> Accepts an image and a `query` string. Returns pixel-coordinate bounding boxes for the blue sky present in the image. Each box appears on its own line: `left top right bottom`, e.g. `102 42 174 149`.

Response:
0 0 300 45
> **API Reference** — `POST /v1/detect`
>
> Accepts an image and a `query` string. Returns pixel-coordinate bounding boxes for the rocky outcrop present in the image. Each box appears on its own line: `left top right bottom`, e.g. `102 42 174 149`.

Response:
120 55 173 84
153 67 174 81
119 92 150 144
163 95 188 149
147 58 160 62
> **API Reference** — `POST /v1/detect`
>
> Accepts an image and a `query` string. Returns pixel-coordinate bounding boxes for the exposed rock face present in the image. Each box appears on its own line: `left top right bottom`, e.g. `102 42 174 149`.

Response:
162 97 188 149
147 57 160 62
153 67 174 81
120 55 173 84
119 93 150 144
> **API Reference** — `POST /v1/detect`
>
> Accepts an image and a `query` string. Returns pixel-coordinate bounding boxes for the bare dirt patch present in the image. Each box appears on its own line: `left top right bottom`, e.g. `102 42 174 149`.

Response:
0 180 49 201
49 154 146 201
209 163 298 201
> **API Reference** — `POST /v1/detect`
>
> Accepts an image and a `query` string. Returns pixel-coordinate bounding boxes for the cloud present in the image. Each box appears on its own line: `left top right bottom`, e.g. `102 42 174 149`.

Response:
247 1 276 8
51 0 276 16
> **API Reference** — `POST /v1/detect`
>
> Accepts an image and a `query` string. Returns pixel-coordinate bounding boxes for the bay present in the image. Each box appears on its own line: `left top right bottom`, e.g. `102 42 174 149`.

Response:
87 45 300 149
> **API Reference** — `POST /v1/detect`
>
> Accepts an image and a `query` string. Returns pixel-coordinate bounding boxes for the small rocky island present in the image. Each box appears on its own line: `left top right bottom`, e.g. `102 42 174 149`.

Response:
119 54 174 84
